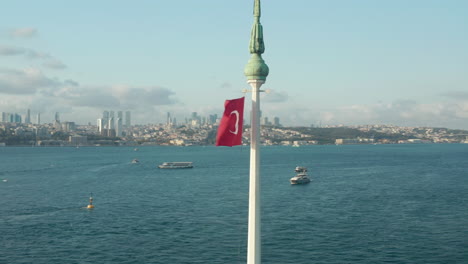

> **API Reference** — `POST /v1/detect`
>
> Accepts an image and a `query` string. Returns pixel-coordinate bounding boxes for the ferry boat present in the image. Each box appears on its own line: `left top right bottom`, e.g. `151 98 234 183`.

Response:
158 162 193 169
290 166 311 185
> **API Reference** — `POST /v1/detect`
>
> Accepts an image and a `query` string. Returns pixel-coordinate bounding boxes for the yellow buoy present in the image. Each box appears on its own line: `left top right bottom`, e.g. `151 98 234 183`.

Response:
87 196 94 209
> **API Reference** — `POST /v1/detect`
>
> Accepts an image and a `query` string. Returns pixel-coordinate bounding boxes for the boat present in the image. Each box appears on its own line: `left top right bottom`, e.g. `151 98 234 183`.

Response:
295 166 308 173
158 162 193 169
131 159 139 164
290 166 311 185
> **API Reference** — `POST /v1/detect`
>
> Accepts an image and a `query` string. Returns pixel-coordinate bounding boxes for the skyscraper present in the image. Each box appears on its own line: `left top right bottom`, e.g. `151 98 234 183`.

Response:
273 117 280 127
97 118 103 132
25 109 31 124
102 111 109 129
108 117 116 137
108 117 115 130
116 117 123 137
55 112 60 122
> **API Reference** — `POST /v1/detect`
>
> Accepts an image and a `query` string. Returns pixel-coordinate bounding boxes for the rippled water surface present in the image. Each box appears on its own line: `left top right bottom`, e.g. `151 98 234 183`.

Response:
1 144 467 263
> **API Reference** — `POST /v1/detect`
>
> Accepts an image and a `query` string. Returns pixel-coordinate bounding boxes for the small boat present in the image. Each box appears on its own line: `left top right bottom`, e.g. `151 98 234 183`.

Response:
295 166 308 173
158 162 193 169
290 166 311 185
132 159 139 164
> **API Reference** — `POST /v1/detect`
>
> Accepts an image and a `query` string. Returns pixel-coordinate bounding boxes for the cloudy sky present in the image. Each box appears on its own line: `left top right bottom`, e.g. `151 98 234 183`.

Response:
1 0 467 129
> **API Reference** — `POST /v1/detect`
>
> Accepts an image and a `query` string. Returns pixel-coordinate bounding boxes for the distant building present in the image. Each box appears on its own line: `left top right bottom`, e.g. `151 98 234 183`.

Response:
335 138 359 145
273 117 281 127
102 111 109 129
97 118 104 133
25 109 31 124
116 117 123 137
108 117 115 130
62 122 76 132
69 135 88 146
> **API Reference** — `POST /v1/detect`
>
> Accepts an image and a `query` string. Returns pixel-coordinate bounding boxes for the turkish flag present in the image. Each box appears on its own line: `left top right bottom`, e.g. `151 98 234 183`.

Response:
216 97 245 146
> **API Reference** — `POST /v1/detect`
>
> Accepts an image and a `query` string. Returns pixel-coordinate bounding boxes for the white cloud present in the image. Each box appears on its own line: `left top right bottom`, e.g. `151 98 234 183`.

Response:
10 28 37 38
0 45 66 70
441 91 468 100
43 59 67 69
0 45 25 56
0 67 59 94
260 98 468 129
262 90 288 103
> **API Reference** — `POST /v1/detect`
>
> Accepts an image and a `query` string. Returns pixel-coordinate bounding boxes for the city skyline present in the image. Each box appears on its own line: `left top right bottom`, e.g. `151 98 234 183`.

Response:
1 1 468 129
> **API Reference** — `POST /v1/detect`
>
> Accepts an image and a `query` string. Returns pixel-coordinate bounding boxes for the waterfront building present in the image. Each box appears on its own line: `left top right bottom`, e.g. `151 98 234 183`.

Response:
69 135 88 146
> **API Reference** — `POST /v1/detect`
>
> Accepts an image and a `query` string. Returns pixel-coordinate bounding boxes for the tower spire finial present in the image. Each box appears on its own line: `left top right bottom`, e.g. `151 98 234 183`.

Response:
254 0 261 19
244 0 269 81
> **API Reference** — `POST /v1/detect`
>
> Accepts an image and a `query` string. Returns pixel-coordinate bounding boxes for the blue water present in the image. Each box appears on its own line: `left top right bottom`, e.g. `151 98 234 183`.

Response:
1 144 467 264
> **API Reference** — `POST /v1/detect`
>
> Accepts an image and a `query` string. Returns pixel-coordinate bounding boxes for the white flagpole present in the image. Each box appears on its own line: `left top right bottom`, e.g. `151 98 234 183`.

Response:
247 80 264 264
245 1 268 263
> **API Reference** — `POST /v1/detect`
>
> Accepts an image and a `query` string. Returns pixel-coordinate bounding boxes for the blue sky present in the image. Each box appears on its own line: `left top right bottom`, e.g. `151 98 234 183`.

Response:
1 0 467 129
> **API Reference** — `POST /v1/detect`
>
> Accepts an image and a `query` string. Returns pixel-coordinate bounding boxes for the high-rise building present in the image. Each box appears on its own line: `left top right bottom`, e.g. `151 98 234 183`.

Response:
125 111 131 127
273 117 281 127
14 113 22 123
108 117 115 130
167 112 171 125
116 118 123 137
25 109 31 124
117 111 123 120
55 112 60 122
62 122 75 132
37 113 41 124
102 111 109 129
108 117 115 137
97 118 103 132
191 112 198 121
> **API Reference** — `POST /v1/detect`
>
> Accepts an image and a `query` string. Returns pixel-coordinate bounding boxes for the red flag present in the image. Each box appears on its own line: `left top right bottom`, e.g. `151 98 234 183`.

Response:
216 97 245 147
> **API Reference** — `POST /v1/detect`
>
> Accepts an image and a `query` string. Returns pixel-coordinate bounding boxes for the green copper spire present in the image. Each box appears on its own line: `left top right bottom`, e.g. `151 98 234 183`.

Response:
244 0 269 81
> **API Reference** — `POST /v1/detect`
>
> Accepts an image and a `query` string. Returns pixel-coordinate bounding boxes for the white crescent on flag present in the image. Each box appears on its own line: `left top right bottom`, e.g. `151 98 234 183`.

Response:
229 110 240 135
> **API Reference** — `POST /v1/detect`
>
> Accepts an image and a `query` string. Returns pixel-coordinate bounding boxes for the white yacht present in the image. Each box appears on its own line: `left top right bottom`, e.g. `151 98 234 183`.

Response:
158 162 193 169
290 167 311 185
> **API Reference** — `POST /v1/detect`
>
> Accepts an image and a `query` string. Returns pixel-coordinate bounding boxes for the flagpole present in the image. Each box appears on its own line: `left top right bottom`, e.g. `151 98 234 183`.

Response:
247 79 263 264
244 1 269 264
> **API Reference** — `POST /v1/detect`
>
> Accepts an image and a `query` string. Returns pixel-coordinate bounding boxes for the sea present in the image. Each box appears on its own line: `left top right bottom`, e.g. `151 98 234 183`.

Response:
1 144 467 264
